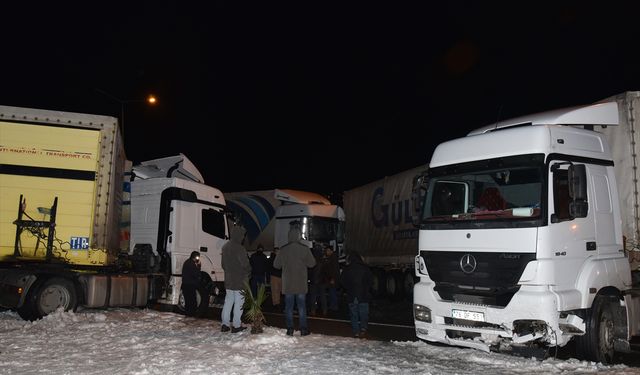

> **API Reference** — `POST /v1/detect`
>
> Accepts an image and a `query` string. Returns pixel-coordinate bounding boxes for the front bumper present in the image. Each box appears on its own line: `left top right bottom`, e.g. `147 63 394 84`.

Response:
413 278 571 351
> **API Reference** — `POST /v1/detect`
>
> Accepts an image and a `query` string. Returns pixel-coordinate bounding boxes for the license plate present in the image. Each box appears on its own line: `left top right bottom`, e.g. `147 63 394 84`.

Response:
452 309 485 322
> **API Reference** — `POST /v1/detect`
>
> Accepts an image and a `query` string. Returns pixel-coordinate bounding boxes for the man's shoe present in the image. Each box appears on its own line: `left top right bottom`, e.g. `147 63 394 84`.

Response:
220 325 230 332
300 329 310 336
231 326 247 333
286 328 294 336
359 329 368 339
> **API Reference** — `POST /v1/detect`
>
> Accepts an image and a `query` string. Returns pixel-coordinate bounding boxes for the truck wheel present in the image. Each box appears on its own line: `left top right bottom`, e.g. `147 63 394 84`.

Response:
178 286 209 316
386 271 404 300
19 277 78 321
178 290 200 313
575 294 617 364
196 285 210 316
371 269 386 298
17 286 40 321
403 271 416 301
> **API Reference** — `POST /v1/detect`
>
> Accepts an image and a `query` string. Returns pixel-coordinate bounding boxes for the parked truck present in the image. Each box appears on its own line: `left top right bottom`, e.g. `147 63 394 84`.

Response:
0 105 230 320
343 166 425 300
224 189 345 257
411 91 640 363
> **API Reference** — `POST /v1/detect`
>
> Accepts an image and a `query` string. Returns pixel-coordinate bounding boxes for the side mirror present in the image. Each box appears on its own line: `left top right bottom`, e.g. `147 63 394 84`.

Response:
568 164 588 218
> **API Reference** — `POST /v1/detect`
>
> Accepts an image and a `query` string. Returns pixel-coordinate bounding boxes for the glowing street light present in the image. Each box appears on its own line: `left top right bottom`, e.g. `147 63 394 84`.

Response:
95 88 158 139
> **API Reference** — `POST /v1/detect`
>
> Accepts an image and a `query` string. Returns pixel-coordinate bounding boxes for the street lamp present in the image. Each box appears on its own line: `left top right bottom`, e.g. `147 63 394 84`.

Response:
94 88 157 139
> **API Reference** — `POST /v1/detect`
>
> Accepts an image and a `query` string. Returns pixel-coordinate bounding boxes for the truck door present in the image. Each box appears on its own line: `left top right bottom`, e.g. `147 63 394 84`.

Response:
168 200 226 278
549 163 598 289
199 206 227 278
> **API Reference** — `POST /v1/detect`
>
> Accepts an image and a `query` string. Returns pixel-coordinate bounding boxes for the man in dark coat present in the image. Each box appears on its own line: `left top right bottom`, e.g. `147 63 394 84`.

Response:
249 245 269 297
181 251 201 317
320 245 340 313
339 251 373 338
221 224 251 333
273 221 316 336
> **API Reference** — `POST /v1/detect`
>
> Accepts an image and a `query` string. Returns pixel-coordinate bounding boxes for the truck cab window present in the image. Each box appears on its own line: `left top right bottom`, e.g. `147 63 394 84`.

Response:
307 217 344 242
552 168 572 221
431 182 467 216
202 208 226 238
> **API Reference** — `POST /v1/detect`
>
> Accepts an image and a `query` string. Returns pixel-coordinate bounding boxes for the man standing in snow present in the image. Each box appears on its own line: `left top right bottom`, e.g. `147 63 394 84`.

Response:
181 251 201 317
339 251 373 338
221 223 251 333
249 244 269 297
273 221 316 336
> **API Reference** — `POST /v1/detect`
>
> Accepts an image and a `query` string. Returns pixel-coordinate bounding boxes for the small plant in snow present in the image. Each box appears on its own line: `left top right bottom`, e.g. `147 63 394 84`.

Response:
242 281 267 334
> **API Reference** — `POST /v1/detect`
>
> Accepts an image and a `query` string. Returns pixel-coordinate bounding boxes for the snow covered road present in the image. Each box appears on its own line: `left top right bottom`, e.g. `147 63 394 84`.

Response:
1 308 638 375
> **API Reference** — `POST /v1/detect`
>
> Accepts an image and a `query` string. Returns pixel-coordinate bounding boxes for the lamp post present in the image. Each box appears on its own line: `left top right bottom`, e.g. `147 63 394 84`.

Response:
94 88 157 140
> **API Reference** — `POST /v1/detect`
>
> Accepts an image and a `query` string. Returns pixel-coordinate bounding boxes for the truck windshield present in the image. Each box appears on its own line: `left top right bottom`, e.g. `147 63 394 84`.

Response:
306 217 345 243
421 155 544 227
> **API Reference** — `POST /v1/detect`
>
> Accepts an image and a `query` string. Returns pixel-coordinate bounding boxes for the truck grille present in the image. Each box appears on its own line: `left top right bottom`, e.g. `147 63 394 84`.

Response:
421 251 535 307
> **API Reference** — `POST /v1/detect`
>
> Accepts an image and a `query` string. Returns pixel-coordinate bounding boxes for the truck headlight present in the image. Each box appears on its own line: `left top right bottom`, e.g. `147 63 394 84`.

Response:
414 304 432 323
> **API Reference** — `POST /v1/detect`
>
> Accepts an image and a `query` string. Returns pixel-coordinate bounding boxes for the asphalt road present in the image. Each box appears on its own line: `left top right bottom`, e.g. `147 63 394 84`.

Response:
198 297 417 342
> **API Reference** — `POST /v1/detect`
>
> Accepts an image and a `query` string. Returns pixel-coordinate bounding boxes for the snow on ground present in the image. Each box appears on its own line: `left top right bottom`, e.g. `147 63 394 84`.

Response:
1 308 638 375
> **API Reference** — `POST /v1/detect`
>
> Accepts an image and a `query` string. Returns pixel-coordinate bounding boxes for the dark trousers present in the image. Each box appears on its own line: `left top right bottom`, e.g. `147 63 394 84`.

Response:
348 298 369 335
182 284 197 317
285 293 308 330
251 274 266 297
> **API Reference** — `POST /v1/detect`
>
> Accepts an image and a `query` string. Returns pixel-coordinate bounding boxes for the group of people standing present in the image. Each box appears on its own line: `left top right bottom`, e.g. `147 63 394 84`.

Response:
181 220 373 338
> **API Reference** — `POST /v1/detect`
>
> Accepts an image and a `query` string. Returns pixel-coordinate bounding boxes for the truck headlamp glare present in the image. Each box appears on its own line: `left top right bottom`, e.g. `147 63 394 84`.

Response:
414 304 432 323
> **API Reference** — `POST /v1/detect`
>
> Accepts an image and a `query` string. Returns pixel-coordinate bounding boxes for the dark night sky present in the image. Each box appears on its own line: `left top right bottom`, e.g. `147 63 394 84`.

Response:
2 2 640 199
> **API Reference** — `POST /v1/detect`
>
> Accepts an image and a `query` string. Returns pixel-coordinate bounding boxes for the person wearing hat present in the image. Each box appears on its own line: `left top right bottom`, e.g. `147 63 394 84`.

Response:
339 251 373 338
181 251 201 317
221 223 251 333
273 221 316 336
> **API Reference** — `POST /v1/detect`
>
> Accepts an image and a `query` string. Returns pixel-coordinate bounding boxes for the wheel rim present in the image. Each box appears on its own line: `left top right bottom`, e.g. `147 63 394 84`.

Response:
387 276 396 295
598 309 615 363
39 284 71 314
372 275 380 295
179 290 202 311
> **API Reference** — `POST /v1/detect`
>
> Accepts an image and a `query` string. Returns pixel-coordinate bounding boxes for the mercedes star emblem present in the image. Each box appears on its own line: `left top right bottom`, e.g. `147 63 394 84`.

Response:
460 253 477 274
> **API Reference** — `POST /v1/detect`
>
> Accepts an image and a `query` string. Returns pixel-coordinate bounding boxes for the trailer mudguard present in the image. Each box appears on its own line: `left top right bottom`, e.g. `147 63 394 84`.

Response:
0 269 38 308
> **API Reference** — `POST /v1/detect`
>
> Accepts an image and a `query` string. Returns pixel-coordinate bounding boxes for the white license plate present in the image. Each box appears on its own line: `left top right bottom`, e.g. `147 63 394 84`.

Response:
452 309 485 322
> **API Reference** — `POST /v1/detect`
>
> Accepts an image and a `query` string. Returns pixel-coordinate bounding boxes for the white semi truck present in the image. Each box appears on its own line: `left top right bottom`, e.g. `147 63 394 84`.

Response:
0 105 229 320
412 92 640 363
343 166 425 300
224 189 345 256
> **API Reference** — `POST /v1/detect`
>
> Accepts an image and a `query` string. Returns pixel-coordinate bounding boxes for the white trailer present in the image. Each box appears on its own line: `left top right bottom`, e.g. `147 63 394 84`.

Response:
412 91 640 363
224 189 345 256
343 166 426 300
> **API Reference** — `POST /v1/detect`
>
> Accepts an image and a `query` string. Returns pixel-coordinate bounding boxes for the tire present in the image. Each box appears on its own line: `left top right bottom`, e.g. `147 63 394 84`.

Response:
403 271 416 302
17 288 39 321
19 277 78 321
178 285 209 316
575 294 618 364
371 269 386 298
210 282 226 307
178 288 201 313
196 285 210 316
386 271 404 300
